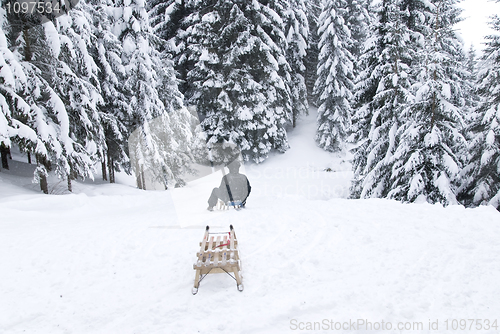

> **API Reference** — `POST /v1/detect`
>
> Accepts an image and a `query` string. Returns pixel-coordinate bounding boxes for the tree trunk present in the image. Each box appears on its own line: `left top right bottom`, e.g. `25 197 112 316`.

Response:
136 169 143 190
36 154 50 194
102 158 107 181
40 173 48 194
0 143 9 170
67 177 72 192
27 152 32 164
23 27 32 61
141 165 146 190
107 152 115 183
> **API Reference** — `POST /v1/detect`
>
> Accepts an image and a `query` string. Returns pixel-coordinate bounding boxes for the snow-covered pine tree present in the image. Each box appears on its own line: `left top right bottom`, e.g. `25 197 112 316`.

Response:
112 0 194 188
149 0 190 48
399 0 433 44
462 44 480 119
185 0 292 163
344 0 371 144
285 0 309 128
350 0 413 198
111 0 164 124
149 0 180 43
257 0 294 128
466 44 477 77
345 0 370 72
304 0 322 104
37 21 101 189
458 12 500 210
113 0 167 187
351 0 423 142
152 33 197 187
149 0 193 95
53 6 108 190
4 20 48 191
3 10 88 192
87 0 131 182
350 2 378 143
314 0 355 153
0 14 14 171
0 10 38 171
387 0 467 205
179 0 219 107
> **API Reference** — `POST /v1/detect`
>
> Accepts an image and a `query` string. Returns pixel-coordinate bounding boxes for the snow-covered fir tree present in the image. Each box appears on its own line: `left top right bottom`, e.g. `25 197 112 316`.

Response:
0 10 38 171
304 0 322 104
128 107 195 189
345 0 370 73
53 8 107 190
111 0 164 125
86 0 131 182
4 20 49 191
149 0 193 94
466 44 477 77
462 44 480 118
285 0 309 127
184 0 292 163
179 0 219 105
350 0 428 141
350 7 378 142
387 0 467 205
458 12 500 210
4 13 92 192
149 0 187 45
111 0 195 188
314 0 355 153
37 21 101 189
399 0 433 44
153 42 197 187
350 0 413 198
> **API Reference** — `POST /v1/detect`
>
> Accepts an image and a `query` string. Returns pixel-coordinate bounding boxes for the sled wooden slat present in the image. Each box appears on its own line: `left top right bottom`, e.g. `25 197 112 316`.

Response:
221 235 228 266
230 229 235 250
214 236 221 266
195 228 209 268
192 225 243 294
205 236 214 266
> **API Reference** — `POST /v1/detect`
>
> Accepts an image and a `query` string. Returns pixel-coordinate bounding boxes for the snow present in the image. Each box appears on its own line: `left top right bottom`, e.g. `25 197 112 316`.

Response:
0 96 11 144
1 110 500 333
442 83 451 99
202 12 218 24
0 54 15 90
11 119 38 143
436 172 458 205
123 6 132 22
48 87 73 156
44 22 61 59
122 35 136 54
486 129 495 146
443 152 459 176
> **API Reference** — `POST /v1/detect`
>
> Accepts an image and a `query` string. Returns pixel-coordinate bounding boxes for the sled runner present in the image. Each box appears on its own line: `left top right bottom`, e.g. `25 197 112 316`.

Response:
192 225 243 295
215 199 244 211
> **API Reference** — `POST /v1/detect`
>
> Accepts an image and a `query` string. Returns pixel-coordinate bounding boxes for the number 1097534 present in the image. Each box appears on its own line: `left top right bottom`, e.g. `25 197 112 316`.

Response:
5 1 61 15
444 319 498 331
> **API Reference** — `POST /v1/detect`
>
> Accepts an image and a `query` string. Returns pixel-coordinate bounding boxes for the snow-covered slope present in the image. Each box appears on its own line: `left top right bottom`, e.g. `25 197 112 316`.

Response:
1 111 499 334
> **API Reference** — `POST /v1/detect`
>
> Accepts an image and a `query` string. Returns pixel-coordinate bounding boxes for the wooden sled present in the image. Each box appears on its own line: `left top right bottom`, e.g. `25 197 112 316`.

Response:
192 225 243 294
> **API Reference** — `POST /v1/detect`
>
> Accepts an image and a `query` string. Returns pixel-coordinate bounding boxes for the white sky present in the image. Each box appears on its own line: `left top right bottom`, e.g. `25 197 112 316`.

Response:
456 0 500 52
